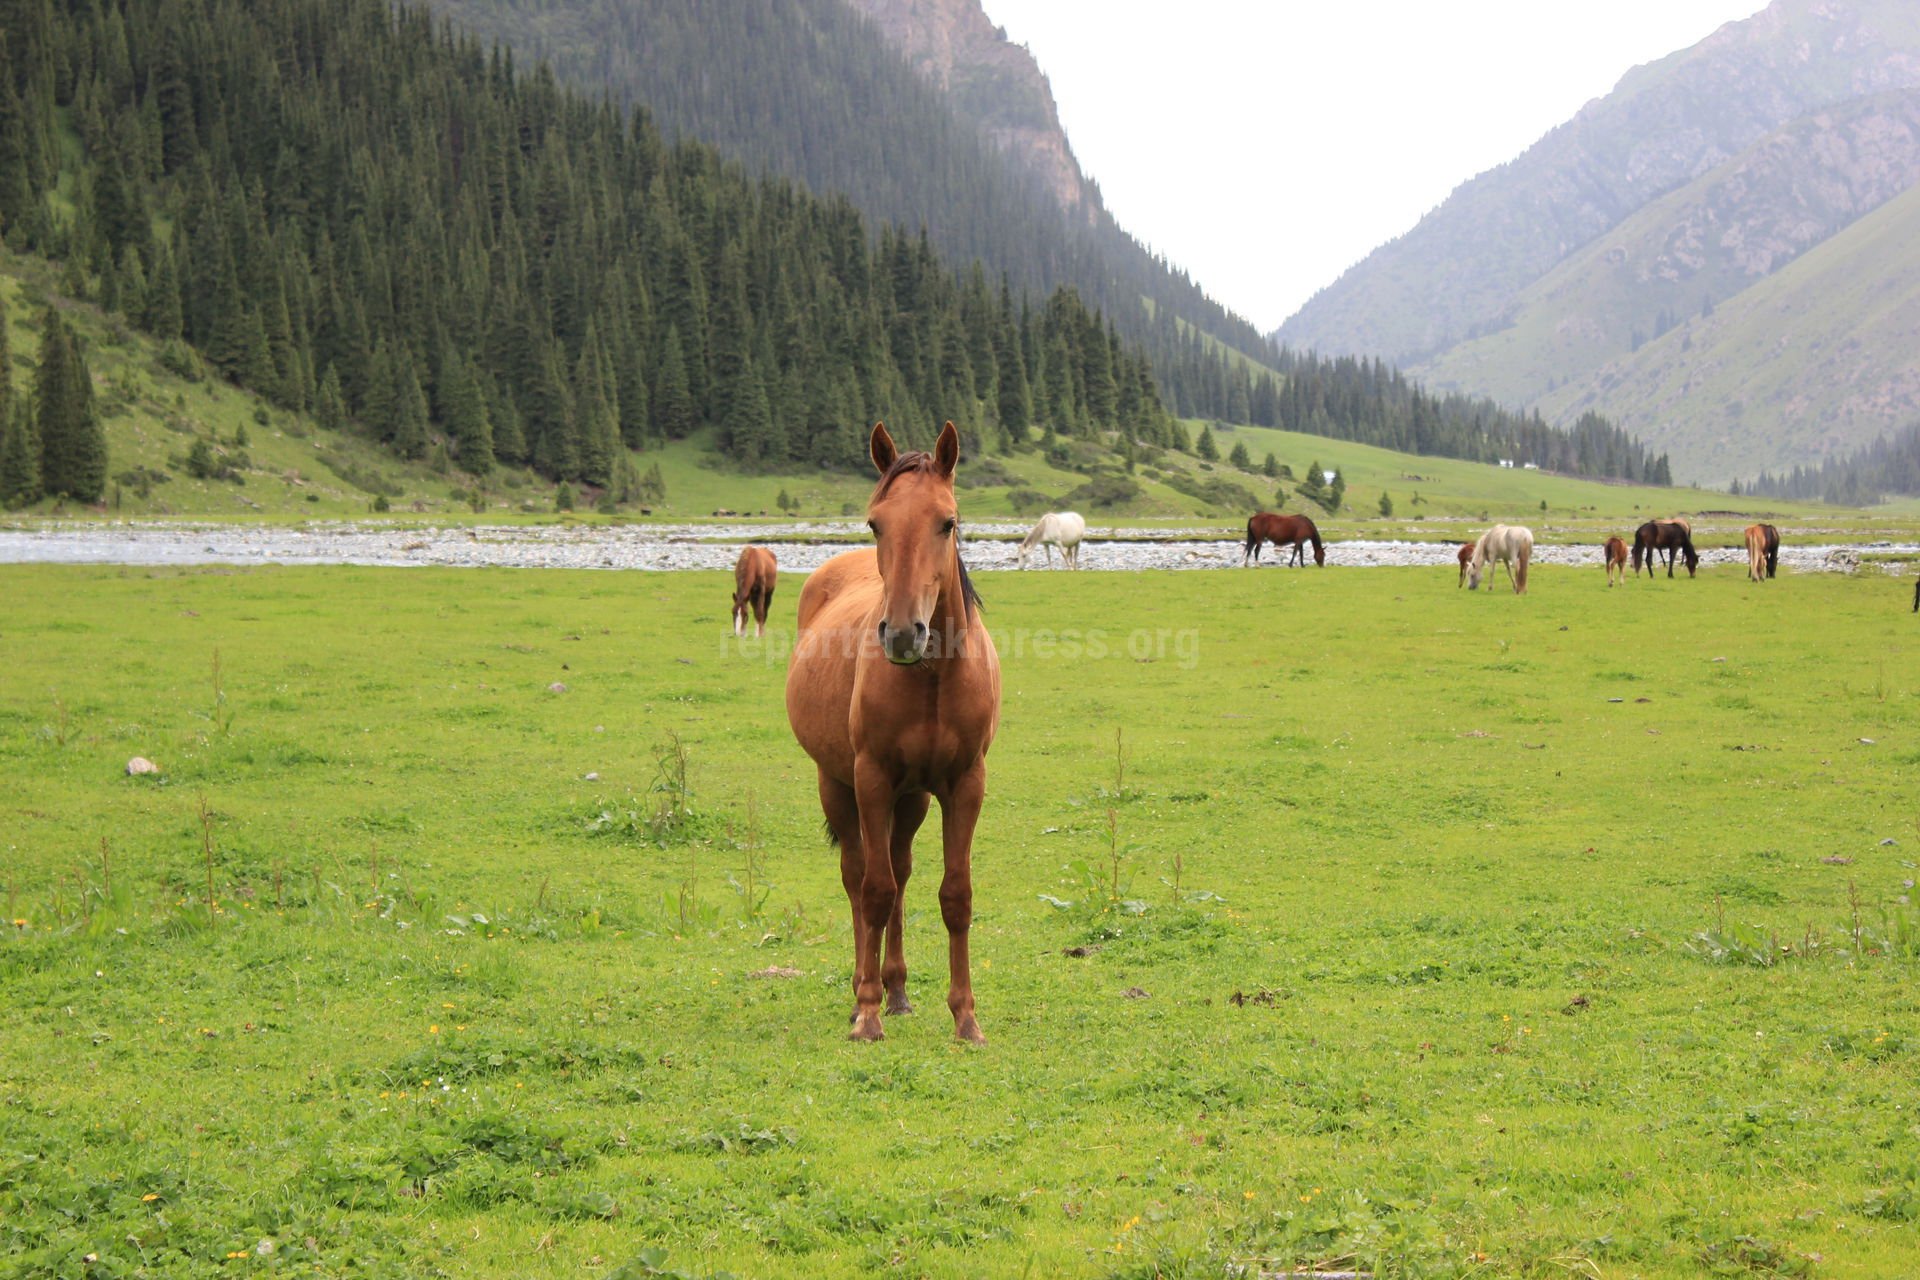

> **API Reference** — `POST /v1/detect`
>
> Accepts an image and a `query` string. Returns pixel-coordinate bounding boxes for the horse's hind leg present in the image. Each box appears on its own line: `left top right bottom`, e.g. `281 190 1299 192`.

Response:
754 588 772 638
937 763 988 1044
819 772 863 1025
882 792 929 1016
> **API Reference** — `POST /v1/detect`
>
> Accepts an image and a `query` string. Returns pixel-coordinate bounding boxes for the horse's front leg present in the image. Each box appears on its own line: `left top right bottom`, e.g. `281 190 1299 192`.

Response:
883 793 930 1016
937 763 988 1044
850 757 899 1041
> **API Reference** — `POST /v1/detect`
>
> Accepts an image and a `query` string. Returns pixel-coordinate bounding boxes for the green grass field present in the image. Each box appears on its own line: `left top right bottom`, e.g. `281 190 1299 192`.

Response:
4 543 1920 1277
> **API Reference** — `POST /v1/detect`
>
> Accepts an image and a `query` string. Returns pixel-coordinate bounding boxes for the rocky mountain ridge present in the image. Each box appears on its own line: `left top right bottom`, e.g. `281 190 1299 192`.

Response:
1275 0 1920 366
840 0 1095 219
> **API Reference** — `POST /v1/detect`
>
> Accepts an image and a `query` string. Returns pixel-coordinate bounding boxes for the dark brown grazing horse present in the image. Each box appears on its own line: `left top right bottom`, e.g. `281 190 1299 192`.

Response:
1604 535 1629 587
1912 578 1918 612
731 545 777 638
785 422 1001 1043
1456 541 1476 587
1633 520 1698 578
1244 512 1326 566
1759 523 1780 578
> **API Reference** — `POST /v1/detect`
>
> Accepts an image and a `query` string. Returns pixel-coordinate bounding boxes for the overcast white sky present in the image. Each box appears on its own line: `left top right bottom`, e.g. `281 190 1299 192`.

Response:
980 0 1769 333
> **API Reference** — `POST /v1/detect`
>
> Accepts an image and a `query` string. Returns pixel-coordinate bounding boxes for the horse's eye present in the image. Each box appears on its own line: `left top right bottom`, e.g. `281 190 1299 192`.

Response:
866 520 878 537
941 518 956 537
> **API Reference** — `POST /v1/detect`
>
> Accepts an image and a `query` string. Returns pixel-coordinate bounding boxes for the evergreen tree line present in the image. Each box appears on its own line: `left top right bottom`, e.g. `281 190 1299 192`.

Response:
424 0 1279 375
1745 421 1920 505
0 0 1173 488
1157 340 1671 484
0 289 109 505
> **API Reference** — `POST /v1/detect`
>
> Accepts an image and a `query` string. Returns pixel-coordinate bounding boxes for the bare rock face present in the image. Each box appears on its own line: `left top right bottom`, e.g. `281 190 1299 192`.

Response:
126 757 159 776
841 0 1094 219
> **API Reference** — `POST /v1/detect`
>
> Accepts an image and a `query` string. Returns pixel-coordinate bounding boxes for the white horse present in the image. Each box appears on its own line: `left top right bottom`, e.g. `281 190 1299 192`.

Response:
1467 524 1533 594
1017 511 1086 569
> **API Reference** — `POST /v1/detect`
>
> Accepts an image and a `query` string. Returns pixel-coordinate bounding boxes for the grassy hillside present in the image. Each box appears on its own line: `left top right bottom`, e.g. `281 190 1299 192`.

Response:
1413 88 1920 431
4 564 1919 1277
5 250 1875 530
1527 183 1920 485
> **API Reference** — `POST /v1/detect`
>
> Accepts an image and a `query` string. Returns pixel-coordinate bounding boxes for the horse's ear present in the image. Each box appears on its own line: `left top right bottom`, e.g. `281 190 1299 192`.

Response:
933 421 959 479
869 422 897 476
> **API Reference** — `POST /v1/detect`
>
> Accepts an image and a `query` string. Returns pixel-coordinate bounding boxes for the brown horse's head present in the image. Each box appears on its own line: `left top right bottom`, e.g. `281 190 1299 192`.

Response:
867 421 973 665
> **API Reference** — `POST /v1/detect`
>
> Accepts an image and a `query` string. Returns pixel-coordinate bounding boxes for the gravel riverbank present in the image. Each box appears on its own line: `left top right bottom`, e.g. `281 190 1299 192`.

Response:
0 521 1910 574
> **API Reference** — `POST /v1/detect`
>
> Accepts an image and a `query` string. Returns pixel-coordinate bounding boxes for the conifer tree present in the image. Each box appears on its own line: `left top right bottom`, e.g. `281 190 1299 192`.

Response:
0 405 38 506
315 363 348 435
654 326 695 440
35 311 106 501
390 351 430 461
0 289 10 425
1228 440 1251 470
1196 425 1219 462
441 353 494 473
725 356 775 467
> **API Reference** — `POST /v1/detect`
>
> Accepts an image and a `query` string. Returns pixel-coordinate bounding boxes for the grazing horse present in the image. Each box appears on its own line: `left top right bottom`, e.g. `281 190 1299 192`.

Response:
1467 524 1533 594
785 422 1000 1044
1912 578 1918 613
1742 523 1781 583
1017 511 1087 569
1604 535 1629 587
1244 512 1326 566
1632 520 1699 578
1457 541 1476 588
731 545 777 637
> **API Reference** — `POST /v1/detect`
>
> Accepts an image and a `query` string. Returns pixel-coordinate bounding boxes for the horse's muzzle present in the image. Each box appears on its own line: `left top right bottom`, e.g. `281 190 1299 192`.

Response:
878 620 929 665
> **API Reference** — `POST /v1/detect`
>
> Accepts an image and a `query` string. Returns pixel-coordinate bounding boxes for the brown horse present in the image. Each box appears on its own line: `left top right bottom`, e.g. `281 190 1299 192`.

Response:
1244 512 1325 566
1456 541 1476 587
1604 535 1628 587
785 422 1000 1043
1633 520 1698 578
1741 523 1780 583
732 545 777 637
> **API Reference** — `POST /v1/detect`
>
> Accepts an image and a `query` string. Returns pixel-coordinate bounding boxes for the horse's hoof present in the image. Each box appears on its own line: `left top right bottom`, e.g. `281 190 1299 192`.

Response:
848 1011 885 1041
886 993 913 1016
953 1016 986 1045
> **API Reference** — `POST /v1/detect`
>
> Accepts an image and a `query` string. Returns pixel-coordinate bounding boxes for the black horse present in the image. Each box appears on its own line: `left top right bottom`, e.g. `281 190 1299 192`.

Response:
1758 523 1780 579
1632 520 1698 578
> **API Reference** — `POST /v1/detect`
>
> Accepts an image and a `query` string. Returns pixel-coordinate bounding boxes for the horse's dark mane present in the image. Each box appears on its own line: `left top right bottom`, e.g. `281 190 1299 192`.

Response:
873 450 940 498
955 554 983 616
871 450 983 617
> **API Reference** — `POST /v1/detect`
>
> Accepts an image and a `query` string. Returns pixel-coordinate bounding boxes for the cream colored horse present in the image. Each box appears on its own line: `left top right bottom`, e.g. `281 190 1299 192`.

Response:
1017 512 1086 569
1467 524 1534 594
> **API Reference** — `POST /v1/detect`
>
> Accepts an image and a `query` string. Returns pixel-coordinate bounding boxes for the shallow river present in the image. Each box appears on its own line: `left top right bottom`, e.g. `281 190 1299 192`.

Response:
0 521 1911 574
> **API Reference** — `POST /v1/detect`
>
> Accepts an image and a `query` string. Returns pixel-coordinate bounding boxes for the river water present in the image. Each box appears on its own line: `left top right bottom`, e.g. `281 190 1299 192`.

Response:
0 521 1910 574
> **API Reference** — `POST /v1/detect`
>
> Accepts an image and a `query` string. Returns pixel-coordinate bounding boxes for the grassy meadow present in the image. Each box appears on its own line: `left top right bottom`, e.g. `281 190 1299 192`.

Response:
3 558 1919 1278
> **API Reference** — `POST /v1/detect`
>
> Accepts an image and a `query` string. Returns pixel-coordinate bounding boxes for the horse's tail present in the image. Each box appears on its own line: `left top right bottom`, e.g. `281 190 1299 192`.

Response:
1515 540 1530 594
1243 517 1258 559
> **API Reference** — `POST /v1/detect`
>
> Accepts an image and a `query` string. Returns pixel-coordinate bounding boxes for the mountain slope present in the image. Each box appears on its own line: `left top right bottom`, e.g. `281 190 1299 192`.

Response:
419 0 1280 409
1530 178 1920 482
1413 87 1920 414
1275 0 1920 365
841 0 1093 217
